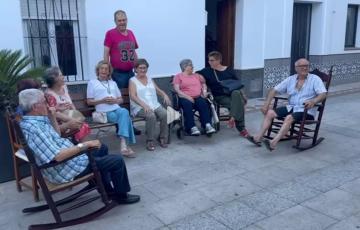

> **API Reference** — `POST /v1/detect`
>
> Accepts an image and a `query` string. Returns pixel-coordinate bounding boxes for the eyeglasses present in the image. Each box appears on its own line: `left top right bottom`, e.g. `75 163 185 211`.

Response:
296 65 309 68
208 59 217 62
137 66 148 70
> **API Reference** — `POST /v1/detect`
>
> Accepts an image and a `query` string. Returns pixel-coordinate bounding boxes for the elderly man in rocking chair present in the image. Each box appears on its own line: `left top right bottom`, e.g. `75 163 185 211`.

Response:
18 88 140 204
246 58 327 151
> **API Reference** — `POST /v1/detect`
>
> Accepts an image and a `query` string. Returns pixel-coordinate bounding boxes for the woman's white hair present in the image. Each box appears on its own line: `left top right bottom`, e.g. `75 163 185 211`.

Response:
19 89 44 113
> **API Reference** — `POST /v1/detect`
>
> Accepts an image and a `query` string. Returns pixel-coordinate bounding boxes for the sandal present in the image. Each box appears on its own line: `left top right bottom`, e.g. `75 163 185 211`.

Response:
120 148 136 158
146 141 155 151
157 137 168 148
246 136 262 147
263 139 275 151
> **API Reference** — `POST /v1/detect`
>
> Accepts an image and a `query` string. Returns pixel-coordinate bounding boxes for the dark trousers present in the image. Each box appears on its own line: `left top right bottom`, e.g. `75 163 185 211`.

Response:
112 69 135 89
179 97 212 133
76 144 131 195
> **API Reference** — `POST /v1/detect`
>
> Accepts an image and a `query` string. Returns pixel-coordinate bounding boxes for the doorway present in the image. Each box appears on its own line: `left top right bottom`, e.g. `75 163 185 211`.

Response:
205 0 235 67
290 3 312 74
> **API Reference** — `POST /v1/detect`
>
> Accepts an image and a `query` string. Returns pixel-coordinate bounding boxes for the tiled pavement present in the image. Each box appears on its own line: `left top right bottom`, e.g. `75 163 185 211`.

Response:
1 90 360 230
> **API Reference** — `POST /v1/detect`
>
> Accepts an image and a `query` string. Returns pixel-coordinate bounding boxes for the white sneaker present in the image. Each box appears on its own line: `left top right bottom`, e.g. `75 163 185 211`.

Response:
190 126 201 136
205 123 216 134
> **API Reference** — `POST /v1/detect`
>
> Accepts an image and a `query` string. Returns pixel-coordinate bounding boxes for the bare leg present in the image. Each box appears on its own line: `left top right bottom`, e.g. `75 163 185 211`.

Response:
270 115 294 148
254 109 277 142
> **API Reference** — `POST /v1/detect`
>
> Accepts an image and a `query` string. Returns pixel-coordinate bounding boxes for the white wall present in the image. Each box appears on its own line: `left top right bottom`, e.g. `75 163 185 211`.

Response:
0 0 25 51
85 0 206 79
234 0 266 69
234 0 293 69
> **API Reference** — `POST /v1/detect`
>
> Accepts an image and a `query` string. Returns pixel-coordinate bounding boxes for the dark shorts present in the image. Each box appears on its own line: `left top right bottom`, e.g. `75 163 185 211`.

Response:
275 106 314 122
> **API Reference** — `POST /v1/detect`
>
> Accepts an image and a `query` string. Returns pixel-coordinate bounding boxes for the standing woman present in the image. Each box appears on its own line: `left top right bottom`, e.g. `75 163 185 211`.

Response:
87 61 136 157
129 58 171 151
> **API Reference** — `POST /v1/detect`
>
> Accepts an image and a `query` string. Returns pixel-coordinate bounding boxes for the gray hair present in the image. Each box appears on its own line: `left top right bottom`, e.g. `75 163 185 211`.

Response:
114 10 127 21
179 59 193 72
19 89 44 114
43 66 61 88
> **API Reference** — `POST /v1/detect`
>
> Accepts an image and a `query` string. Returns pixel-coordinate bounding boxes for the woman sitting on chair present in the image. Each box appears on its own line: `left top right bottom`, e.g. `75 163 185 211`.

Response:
43 67 90 142
173 59 216 136
129 58 171 151
87 61 136 157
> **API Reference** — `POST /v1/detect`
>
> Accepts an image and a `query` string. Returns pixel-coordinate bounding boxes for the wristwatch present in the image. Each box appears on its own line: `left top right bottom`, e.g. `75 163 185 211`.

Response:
76 143 86 151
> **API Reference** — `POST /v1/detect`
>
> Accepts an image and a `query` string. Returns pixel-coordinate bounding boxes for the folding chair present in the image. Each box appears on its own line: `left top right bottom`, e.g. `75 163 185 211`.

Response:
12 118 116 230
265 67 333 151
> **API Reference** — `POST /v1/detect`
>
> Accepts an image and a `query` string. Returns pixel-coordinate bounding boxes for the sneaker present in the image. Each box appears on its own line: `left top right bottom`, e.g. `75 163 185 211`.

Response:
239 129 249 138
190 126 201 136
205 123 216 134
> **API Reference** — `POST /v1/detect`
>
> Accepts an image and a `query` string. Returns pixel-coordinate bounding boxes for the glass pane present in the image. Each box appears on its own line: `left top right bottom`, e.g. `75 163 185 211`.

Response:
345 5 358 47
55 20 77 76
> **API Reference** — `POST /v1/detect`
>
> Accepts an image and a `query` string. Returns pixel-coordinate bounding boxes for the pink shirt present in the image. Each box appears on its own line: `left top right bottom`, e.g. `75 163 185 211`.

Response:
104 28 138 71
173 73 203 98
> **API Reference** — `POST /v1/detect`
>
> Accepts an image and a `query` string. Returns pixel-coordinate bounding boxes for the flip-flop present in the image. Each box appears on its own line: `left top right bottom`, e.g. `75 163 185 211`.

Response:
120 148 136 158
263 139 275 151
246 136 262 147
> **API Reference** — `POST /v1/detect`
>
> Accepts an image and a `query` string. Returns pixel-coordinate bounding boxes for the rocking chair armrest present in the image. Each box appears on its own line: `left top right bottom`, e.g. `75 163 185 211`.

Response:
273 95 289 109
38 146 99 169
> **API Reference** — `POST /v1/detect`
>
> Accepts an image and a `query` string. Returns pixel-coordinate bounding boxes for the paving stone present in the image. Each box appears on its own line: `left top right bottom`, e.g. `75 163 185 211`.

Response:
256 205 337 230
241 225 263 230
276 155 330 175
169 213 229 230
197 176 262 203
339 178 360 196
302 189 360 219
326 212 360 230
239 165 298 189
150 190 216 225
143 175 194 199
239 190 296 216
207 201 266 230
269 181 322 203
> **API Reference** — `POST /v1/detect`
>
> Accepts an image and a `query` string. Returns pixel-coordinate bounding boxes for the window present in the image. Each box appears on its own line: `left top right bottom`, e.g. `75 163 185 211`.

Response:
21 0 86 81
345 5 359 48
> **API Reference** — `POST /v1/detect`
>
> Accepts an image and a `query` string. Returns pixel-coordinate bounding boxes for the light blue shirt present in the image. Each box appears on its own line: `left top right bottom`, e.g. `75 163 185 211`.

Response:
20 116 89 184
274 73 327 117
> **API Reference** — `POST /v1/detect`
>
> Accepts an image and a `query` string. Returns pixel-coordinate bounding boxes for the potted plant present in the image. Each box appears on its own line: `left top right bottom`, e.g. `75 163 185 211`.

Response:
0 49 44 182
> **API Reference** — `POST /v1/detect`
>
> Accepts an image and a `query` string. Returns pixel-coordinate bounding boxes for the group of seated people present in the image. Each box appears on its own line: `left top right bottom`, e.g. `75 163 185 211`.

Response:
16 51 327 206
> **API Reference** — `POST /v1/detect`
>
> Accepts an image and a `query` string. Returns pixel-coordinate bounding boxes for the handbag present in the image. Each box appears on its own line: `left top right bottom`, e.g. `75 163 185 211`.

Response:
213 69 244 95
74 123 91 142
62 109 85 122
92 111 108 123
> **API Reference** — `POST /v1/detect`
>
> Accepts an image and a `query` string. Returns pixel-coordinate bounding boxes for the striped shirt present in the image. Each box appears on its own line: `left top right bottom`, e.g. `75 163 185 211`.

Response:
20 116 89 184
274 73 327 117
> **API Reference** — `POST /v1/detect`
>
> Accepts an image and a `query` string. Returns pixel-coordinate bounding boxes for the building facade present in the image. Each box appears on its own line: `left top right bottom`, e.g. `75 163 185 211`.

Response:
1 0 359 97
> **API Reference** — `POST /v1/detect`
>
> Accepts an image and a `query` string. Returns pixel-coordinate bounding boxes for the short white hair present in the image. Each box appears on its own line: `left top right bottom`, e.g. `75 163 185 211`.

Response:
19 89 44 113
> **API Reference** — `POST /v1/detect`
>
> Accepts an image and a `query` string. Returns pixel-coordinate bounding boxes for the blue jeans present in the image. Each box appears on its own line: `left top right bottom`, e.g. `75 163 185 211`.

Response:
76 144 131 195
112 69 134 89
179 97 212 133
106 107 136 144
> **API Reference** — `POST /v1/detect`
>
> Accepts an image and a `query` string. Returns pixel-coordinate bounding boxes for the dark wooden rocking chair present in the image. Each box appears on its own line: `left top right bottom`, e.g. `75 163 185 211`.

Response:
6 110 39 201
12 119 116 230
265 67 333 151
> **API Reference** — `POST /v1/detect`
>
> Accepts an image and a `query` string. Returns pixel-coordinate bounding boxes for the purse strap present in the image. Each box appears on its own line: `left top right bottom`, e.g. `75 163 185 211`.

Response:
213 69 221 83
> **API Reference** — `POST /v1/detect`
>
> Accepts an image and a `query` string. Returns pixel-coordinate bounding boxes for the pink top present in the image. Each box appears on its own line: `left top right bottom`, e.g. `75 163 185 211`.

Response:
104 28 138 71
173 73 204 98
